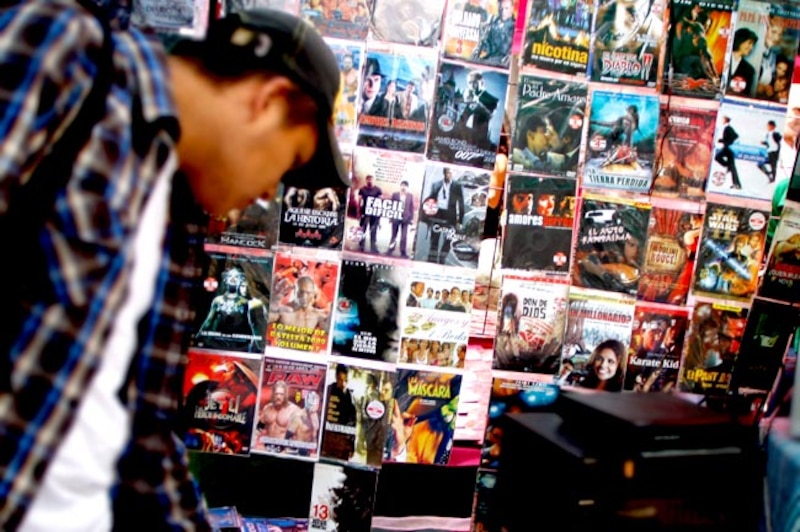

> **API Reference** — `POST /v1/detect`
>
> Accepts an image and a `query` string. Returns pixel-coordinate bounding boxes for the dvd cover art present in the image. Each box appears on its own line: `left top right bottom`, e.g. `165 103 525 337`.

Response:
653 98 717 200
327 38 364 147
501 174 577 273
252 357 327 459
370 0 445 47
414 162 491 267
308 461 378 532
266 252 340 353
206 194 282 250
332 258 409 363
730 297 797 394
300 0 370 40
761 202 800 302
559 287 636 392
589 0 665 87
637 200 702 304
707 100 788 202
583 88 660 193
225 0 299 15
509 74 588 177
356 44 438 154
678 300 748 395
427 61 509 170
343 148 425 258
384 369 462 465
320 362 395 468
493 274 570 373
182 349 261 455
278 182 347 249
724 0 800 104
572 193 651 296
623 303 690 392
192 246 273 354
664 0 734 99
521 0 592 76
691 201 769 303
398 265 474 367
442 0 518 68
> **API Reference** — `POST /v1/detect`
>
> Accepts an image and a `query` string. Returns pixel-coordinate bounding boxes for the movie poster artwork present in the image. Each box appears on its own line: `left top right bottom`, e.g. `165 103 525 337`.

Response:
299 0 370 40
520 0 592 76
427 61 509 170
343 148 426 258
510 74 588 177
652 97 717 201
224 0 300 15
664 0 735 99
414 162 491 267
252 357 327 459
501 174 577 273
384 369 462 465
589 0 665 87
398 264 475 367
320 362 396 468
332 258 409 363
266 251 340 353
308 461 378 532
370 0 446 47
691 201 769 303
730 297 798 394
559 287 636 392
638 199 702 305
278 182 347 249
707 99 788 202
327 38 364 148
356 44 438 154
572 192 651 296
623 303 690 392
182 349 262 456
678 300 748 395
493 274 570 373
205 192 282 250
583 88 660 193
724 0 800 104
192 245 273 354
761 202 800 302
442 0 518 68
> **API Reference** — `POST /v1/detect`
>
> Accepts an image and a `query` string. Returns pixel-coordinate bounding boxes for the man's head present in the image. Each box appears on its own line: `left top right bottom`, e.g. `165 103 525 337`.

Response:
765 16 784 48
363 58 383 100
168 9 349 217
523 114 549 154
443 167 453 183
400 180 409 192
272 381 288 407
335 364 349 390
342 52 354 70
366 174 375 186
500 0 514 20
295 276 318 309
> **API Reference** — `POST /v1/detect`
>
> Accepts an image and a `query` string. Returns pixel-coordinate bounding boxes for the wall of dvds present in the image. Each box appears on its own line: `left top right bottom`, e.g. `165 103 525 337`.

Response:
139 0 800 529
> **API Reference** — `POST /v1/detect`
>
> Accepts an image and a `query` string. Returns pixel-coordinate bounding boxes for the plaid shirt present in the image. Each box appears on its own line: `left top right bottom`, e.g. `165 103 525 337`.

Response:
0 1 210 529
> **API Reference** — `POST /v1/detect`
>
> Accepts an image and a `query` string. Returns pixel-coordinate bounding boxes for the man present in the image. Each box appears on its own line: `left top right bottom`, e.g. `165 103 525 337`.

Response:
0 5 350 528
455 70 497 147
257 381 319 445
407 281 426 307
388 180 415 257
424 167 465 263
472 0 515 67
323 364 358 461
360 58 384 115
715 115 741 189
358 174 383 252
269 276 331 344
759 120 781 183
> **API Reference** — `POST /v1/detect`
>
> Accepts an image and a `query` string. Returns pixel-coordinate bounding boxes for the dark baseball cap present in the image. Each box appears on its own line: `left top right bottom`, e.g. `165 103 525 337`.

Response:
169 8 350 189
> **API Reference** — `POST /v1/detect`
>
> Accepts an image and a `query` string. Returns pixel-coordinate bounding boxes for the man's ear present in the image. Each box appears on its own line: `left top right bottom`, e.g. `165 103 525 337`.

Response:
250 75 294 122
